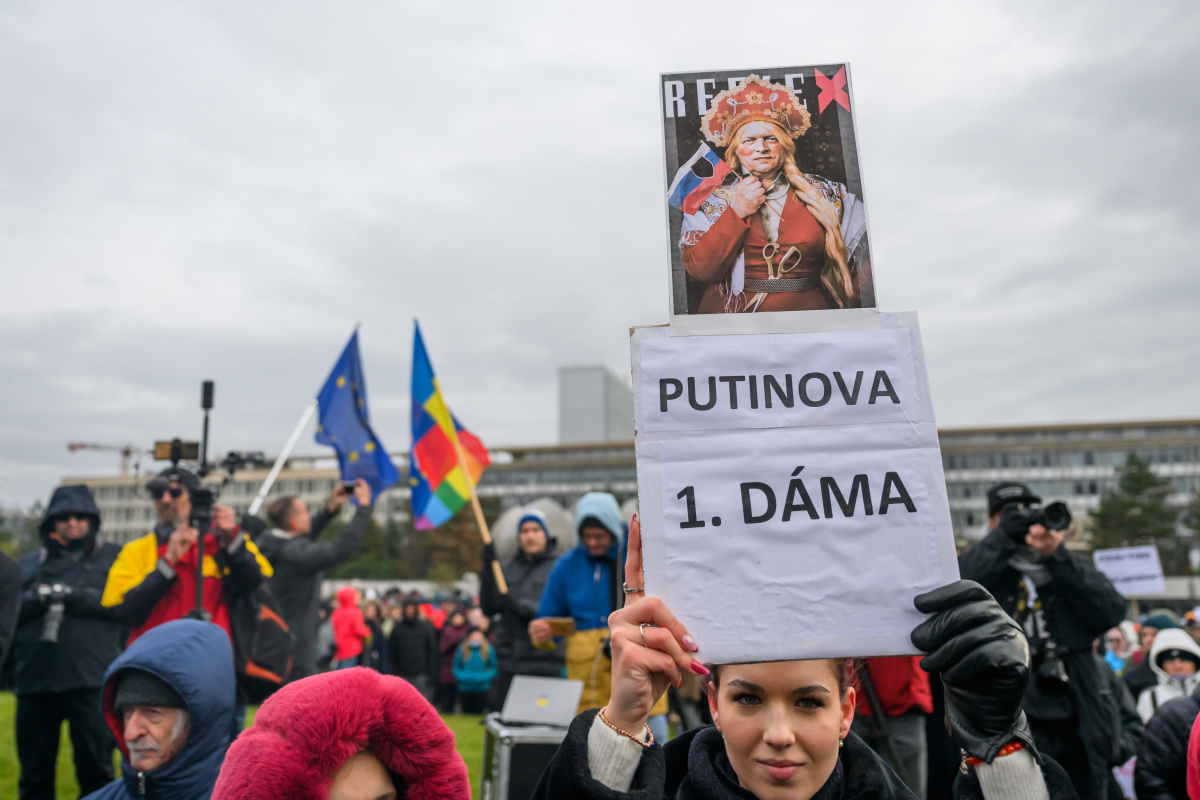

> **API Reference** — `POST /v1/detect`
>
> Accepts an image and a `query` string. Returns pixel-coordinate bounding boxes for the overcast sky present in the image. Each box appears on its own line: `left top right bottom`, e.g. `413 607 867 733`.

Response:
1 1 1197 508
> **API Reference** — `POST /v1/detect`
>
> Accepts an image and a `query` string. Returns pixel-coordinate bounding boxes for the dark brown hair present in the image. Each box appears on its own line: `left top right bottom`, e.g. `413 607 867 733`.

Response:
267 496 300 530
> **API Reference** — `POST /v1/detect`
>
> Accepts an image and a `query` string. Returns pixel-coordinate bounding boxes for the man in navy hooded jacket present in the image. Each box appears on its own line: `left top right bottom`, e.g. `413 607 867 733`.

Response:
83 618 235 800
14 484 124 799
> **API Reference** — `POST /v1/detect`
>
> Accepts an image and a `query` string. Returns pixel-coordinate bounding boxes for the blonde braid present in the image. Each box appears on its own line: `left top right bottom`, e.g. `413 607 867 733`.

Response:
782 160 855 308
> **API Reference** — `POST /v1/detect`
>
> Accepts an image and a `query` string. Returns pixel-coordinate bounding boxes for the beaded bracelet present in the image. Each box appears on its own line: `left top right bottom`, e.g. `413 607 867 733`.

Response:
964 741 1023 767
597 708 656 749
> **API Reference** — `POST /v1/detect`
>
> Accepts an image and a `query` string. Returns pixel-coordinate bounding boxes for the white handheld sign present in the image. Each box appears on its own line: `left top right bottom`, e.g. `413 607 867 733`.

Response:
1093 546 1166 597
632 312 959 663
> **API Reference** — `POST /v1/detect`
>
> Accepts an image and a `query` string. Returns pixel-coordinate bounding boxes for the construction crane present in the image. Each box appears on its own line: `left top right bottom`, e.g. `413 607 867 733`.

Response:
66 443 152 476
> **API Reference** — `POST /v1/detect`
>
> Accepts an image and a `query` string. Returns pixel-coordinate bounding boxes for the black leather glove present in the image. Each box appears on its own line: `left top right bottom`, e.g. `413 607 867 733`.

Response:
911 580 1033 763
482 542 498 563
998 506 1032 545
20 587 47 618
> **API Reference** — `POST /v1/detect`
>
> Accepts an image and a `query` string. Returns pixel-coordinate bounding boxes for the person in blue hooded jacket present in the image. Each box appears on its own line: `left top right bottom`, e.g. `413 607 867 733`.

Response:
83 618 235 800
531 493 669 739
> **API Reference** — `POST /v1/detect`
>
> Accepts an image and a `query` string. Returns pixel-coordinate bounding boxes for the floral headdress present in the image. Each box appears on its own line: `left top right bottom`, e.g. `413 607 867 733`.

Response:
700 75 812 148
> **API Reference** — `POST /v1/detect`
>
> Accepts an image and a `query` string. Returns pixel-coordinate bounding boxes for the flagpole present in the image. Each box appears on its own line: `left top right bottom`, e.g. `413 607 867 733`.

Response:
451 437 509 594
247 399 319 517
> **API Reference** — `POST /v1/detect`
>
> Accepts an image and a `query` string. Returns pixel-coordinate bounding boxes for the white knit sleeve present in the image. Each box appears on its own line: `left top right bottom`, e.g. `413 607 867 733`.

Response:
974 749 1051 800
586 715 650 791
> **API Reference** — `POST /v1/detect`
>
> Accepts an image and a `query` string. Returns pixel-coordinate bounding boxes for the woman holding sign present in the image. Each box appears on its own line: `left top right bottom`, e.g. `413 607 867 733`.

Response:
531 517 1077 800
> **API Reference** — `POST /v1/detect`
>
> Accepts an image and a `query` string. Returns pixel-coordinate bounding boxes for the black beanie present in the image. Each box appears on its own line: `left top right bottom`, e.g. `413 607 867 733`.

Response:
114 669 185 711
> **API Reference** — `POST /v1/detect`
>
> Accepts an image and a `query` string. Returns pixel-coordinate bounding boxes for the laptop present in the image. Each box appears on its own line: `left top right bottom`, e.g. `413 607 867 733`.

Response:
500 676 584 728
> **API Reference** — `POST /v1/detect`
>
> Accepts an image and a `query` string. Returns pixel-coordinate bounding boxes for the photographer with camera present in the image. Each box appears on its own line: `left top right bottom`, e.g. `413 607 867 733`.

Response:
101 466 273 646
959 481 1138 798
256 478 373 681
13 484 124 800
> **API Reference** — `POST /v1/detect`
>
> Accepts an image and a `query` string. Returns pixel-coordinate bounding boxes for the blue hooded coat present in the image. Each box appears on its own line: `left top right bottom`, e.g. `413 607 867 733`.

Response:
84 619 235 800
535 492 625 631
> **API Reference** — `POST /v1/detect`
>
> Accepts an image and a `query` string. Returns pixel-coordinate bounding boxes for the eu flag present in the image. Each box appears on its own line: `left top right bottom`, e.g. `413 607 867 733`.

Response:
315 331 399 497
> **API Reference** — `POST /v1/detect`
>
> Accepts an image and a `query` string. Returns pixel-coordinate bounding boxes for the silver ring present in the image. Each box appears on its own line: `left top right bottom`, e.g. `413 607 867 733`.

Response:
639 622 654 647
623 582 644 594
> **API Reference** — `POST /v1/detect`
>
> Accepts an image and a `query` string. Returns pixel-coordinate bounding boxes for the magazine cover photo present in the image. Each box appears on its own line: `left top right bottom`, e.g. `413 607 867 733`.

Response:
662 65 876 320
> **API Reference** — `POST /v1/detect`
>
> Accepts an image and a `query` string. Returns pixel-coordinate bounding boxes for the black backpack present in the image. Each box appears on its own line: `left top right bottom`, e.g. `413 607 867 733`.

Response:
229 583 295 704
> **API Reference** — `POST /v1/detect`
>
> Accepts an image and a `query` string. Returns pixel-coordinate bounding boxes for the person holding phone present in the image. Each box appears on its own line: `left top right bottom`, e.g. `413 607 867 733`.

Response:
257 479 374 680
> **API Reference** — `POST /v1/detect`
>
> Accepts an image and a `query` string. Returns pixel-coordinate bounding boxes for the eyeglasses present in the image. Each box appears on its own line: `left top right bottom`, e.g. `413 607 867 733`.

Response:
150 487 185 500
53 513 89 524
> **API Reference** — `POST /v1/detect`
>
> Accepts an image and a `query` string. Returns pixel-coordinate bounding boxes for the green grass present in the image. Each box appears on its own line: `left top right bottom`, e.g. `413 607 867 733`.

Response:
0 692 489 799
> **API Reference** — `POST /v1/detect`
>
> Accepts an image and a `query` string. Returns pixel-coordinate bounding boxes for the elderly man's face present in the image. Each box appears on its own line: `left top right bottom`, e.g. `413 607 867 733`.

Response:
123 706 189 772
736 121 785 180
152 483 192 527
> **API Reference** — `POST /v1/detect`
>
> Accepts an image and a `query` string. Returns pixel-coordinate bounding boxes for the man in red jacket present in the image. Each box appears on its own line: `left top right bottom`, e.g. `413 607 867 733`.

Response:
852 655 934 799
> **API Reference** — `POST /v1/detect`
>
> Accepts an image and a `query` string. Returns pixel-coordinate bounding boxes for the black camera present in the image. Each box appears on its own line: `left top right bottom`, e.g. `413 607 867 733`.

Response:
190 486 216 531
1000 500 1072 542
219 450 265 473
37 583 73 644
1033 636 1070 697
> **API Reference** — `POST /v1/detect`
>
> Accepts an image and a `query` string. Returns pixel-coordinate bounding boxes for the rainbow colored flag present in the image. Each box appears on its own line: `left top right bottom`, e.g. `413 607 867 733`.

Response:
409 322 490 530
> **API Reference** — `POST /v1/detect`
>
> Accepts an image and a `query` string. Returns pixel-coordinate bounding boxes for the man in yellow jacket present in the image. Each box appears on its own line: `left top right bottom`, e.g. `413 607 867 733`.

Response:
101 467 272 646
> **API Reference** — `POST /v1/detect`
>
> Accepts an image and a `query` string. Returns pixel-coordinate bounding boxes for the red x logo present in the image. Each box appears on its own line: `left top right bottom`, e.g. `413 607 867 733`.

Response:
814 66 850 113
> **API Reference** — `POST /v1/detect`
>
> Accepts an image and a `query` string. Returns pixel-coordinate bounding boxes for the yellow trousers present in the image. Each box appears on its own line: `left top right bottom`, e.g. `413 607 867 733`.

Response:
566 628 669 717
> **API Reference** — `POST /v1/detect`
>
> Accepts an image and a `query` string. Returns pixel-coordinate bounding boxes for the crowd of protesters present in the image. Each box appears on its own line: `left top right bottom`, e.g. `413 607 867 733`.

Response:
11 473 1200 799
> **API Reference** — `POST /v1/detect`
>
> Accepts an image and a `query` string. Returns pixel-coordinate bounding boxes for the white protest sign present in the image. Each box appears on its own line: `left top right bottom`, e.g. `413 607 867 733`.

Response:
632 312 959 663
1093 546 1166 597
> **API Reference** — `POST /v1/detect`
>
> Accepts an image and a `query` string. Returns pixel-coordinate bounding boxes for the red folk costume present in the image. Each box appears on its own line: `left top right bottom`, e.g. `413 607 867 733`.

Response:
680 75 871 313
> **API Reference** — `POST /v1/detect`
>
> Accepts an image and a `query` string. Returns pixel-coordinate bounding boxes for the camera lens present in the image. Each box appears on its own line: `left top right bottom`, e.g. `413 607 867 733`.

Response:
1042 502 1072 531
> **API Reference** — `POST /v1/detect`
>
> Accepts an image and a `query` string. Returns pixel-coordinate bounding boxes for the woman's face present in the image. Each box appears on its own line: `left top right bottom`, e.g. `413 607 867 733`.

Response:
709 660 854 800
735 121 786 180
326 751 396 800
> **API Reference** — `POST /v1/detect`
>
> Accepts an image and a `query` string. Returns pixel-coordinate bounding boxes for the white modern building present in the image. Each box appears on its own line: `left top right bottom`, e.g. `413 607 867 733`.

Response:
557 365 634 445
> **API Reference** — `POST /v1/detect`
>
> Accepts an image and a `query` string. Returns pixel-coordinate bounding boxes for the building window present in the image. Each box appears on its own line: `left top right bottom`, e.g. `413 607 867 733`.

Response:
1088 481 1098 495
966 513 975 526
963 485 972 498
1001 453 1009 468
1075 483 1085 495
1084 451 1095 466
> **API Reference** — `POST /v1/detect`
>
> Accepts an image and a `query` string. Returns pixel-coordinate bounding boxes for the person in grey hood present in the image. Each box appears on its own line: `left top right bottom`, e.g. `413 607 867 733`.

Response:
255 478 373 680
14 484 124 800
480 507 565 708
83 618 235 800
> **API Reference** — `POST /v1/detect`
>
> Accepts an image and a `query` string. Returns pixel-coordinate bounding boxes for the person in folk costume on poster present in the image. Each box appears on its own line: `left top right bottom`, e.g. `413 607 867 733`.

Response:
680 75 872 314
